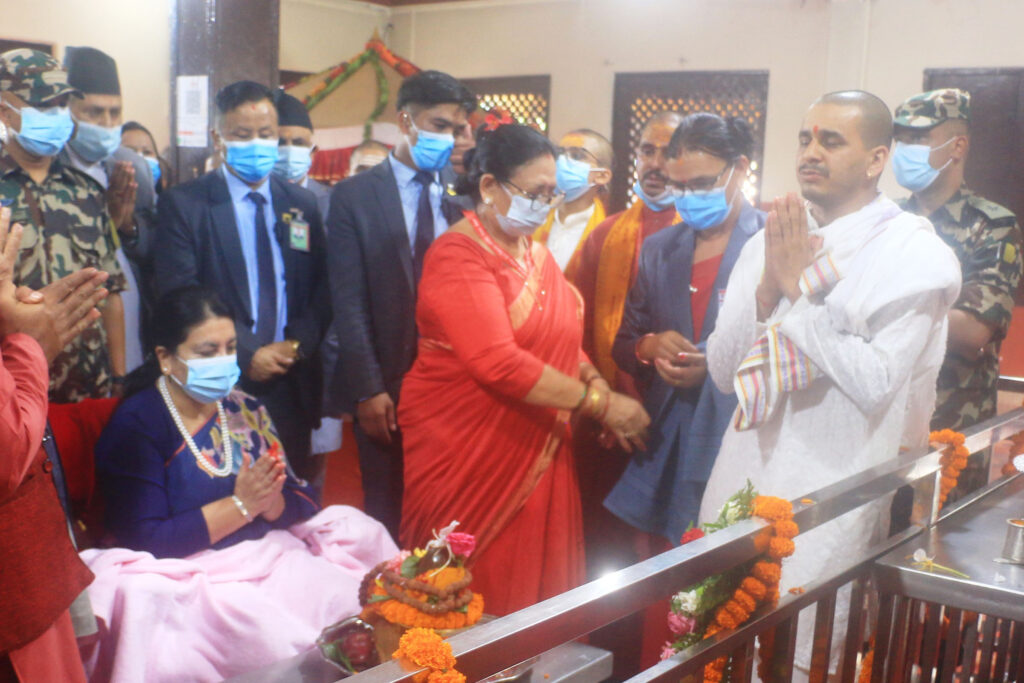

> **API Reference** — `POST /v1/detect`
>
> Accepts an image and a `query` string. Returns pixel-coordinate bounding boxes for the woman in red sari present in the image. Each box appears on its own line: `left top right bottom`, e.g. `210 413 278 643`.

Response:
399 123 650 615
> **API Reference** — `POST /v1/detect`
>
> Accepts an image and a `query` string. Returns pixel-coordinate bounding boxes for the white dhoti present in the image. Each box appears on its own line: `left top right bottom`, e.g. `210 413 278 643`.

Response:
701 195 961 675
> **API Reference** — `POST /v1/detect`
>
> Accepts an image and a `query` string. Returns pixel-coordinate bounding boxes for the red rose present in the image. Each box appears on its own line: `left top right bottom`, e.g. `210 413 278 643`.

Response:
447 532 476 558
679 528 706 545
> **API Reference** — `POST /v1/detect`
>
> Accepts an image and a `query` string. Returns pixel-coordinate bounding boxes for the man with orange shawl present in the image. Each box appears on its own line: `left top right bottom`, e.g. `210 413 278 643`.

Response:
574 111 684 392
570 111 682 676
533 129 612 279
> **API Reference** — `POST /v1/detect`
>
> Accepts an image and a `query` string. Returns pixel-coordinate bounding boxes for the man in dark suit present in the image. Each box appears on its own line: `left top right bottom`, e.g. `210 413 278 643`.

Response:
154 80 329 484
326 70 475 537
271 90 330 221
62 45 158 376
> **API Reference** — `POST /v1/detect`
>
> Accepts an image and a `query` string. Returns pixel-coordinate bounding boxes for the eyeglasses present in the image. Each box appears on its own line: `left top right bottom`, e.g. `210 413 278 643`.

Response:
667 163 735 196
558 145 600 165
504 180 565 211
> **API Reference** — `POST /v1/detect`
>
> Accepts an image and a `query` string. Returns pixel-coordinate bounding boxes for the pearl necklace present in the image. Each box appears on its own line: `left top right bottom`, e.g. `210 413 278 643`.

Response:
158 375 234 477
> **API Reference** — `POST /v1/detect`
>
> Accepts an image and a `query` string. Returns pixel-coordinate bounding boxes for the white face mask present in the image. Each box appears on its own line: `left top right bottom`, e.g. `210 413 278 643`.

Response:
494 184 551 237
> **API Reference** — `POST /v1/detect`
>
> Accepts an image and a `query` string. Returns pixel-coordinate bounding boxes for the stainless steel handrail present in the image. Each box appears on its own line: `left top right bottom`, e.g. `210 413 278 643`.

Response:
997 374 1024 393
347 407 1024 683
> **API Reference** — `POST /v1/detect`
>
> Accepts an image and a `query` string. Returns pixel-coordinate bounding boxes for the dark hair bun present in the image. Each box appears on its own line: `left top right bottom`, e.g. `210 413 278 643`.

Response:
455 124 556 202
667 112 754 161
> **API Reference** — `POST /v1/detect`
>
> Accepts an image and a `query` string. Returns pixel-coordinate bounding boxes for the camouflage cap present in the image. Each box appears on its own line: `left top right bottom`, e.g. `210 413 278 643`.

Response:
0 48 81 105
894 88 970 129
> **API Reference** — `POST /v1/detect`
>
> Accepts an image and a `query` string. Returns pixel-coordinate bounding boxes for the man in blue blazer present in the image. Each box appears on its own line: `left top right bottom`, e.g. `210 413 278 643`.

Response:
606 113 766 544
325 70 475 537
154 81 329 485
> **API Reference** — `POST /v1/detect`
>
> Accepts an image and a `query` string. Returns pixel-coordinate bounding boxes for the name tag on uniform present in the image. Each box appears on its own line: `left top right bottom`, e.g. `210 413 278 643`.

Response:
285 209 310 252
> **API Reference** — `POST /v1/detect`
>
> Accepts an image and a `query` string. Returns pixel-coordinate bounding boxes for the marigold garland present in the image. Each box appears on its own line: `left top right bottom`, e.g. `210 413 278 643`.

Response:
701 496 796 682
1003 429 1024 477
393 628 466 683
930 429 969 509
394 628 456 670
365 584 485 630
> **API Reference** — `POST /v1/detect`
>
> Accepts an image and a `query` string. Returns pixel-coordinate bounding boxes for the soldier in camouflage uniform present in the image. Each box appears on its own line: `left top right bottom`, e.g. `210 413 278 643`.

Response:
893 88 1024 495
0 49 126 402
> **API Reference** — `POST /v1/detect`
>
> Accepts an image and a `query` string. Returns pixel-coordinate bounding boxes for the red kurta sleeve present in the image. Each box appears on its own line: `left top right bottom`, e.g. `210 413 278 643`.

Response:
0 333 49 498
418 237 547 399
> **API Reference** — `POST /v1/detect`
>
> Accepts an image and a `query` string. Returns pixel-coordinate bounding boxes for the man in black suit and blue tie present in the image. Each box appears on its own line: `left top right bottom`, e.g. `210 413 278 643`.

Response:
154 81 329 486
326 71 475 537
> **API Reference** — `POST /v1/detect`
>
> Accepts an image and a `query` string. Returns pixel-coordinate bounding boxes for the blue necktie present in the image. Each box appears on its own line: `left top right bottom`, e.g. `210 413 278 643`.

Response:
413 170 435 283
247 191 277 345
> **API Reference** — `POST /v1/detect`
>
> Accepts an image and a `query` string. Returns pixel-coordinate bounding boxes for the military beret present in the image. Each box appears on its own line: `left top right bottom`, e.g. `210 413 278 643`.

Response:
273 90 313 130
894 88 970 129
64 46 121 96
0 48 81 105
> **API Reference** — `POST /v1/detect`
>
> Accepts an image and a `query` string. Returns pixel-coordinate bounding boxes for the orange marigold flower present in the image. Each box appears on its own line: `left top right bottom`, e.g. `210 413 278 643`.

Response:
741 577 768 601
951 457 969 469
769 537 796 560
773 520 799 539
940 475 957 490
734 589 757 613
427 670 467 683
715 610 739 630
752 496 793 522
752 561 782 585
394 628 456 671
370 591 484 630
726 600 750 622
704 623 721 638
704 665 724 682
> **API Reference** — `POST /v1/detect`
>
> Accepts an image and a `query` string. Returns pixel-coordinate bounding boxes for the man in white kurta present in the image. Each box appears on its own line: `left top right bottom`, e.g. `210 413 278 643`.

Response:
701 91 961 680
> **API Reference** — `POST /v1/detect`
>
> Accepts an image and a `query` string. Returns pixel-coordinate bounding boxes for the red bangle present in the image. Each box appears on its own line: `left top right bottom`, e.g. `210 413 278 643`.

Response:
635 333 655 366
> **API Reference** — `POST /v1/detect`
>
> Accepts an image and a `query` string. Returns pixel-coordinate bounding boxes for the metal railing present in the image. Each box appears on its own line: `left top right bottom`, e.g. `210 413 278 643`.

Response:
998 374 1024 394
347 408 1024 683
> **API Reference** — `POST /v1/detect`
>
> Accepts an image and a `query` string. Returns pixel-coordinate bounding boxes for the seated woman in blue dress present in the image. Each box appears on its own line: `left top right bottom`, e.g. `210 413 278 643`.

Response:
95 286 319 558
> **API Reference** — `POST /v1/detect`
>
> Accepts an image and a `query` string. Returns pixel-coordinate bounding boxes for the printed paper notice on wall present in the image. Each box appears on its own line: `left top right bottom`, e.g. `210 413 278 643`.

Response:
176 75 209 148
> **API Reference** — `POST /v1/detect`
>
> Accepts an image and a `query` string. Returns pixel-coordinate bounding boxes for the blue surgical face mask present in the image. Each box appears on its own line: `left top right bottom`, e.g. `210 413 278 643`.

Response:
273 144 313 183
556 155 605 202
172 354 241 403
224 138 278 183
673 165 738 231
4 102 74 157
891 138 954 192
409 123 454 172
145 156 162 186
496 185 552 238
69 118 122 163
632 180 675 211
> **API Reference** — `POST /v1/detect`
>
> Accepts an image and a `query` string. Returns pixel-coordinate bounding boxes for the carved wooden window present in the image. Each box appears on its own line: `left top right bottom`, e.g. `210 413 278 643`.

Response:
610 71 769 212
462 75 551 132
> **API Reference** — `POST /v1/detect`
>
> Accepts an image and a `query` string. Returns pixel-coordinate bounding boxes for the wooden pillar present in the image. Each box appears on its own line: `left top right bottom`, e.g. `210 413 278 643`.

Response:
170 0 280 183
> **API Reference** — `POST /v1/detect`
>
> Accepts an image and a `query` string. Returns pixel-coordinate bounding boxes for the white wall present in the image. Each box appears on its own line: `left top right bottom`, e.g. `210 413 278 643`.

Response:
280 0 388 74
388 0 832 199
297 0 1022 202
2 0 173 151
6 0 1022 191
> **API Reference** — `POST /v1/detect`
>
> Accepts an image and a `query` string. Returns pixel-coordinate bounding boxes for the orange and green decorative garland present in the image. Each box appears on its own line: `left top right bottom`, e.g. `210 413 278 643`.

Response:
661 482 798 682
286 36 421 142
